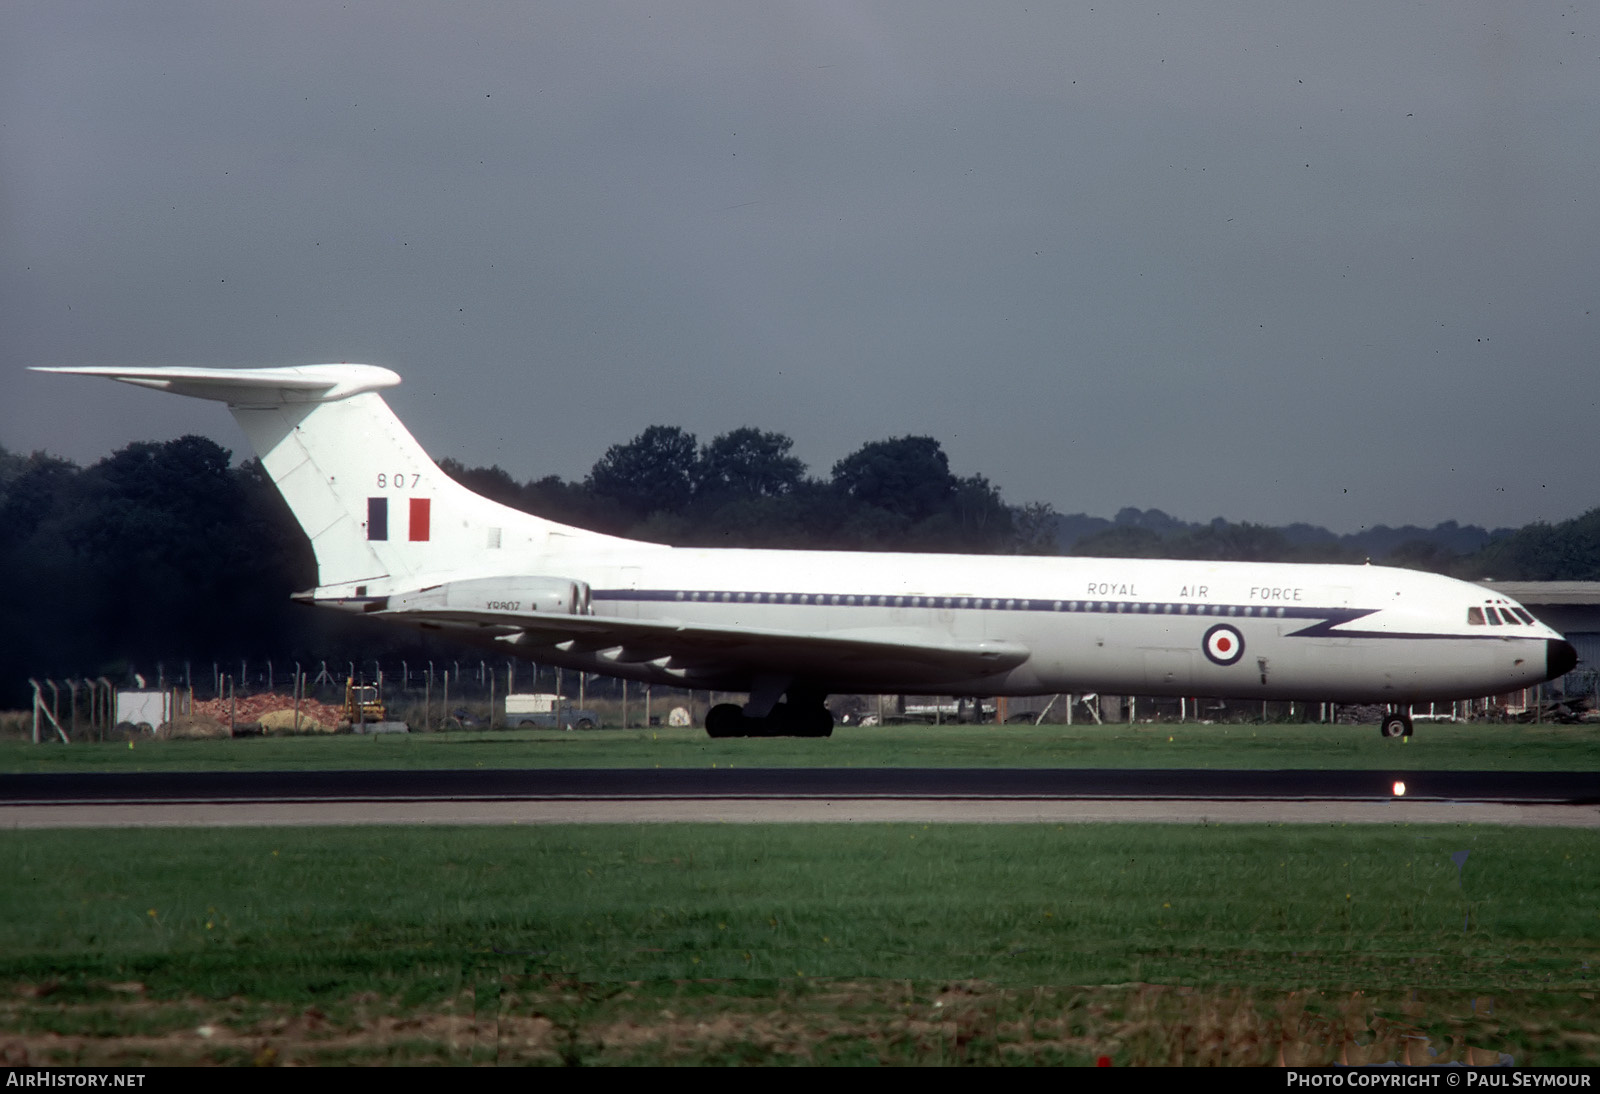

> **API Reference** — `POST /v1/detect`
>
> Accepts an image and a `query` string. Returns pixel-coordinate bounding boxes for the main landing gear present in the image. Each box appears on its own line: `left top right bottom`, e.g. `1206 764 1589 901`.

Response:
705 680 835 738
1378 710 1414 739
705 701 835 738
710 678 838 738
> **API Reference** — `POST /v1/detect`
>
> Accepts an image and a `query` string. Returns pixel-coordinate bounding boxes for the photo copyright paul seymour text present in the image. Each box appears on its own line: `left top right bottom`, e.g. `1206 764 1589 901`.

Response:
1289 1076 1592 1088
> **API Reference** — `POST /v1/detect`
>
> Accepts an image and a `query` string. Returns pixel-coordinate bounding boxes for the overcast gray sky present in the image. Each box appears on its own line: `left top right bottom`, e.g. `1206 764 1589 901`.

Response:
4 2 1597 534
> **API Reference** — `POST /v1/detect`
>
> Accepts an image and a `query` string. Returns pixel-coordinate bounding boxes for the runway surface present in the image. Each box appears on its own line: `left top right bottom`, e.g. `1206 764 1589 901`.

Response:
3 768 1597 827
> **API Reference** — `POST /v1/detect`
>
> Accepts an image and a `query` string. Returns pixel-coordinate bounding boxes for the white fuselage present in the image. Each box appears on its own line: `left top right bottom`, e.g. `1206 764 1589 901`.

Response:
426 539 1563 702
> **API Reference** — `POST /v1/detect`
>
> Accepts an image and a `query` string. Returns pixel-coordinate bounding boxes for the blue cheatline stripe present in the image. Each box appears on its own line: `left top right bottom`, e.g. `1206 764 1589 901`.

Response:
582 589 1505 641
592 586 1341 618
367 497 388 541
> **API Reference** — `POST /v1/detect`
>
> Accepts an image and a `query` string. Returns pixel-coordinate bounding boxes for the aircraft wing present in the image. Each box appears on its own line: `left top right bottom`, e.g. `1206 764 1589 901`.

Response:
373 598 1031 688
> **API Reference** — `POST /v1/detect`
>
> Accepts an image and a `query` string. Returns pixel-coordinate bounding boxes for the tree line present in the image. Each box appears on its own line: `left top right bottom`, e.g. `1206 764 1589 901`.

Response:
439 424 1057 554
3 426 1597 706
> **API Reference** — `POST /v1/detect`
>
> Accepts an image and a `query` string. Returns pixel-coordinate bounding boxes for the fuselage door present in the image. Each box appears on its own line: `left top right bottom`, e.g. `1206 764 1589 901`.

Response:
614 566 642 619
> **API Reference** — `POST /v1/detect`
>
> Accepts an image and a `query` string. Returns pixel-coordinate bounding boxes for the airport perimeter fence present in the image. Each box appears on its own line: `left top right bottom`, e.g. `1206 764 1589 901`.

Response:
16 659 724 741
14 655 1596 743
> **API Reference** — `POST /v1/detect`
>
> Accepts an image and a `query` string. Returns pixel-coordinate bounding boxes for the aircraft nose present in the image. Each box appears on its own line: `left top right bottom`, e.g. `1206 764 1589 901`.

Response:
1546 638 1578 681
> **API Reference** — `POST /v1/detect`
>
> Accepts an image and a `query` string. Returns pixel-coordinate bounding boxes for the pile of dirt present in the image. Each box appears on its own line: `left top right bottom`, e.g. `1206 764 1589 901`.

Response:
162 714 230 739
188 694 349 733
258 709 336 734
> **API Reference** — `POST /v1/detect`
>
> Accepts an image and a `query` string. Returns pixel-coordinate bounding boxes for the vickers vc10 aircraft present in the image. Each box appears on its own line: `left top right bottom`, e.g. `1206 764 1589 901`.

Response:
39 364 1576 739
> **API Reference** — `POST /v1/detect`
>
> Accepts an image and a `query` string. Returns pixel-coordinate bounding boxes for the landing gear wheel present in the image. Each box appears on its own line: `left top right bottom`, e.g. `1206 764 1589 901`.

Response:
768 702 834 738
802 706 835 738
705 703 744 738
1379 712 1412 739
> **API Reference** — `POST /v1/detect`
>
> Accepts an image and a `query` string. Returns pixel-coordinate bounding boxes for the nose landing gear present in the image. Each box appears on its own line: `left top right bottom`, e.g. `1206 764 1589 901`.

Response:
1379 710 1413 739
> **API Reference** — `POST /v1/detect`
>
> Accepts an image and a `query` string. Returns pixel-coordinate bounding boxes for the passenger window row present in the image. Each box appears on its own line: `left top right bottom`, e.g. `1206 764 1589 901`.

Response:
667 589 1293 617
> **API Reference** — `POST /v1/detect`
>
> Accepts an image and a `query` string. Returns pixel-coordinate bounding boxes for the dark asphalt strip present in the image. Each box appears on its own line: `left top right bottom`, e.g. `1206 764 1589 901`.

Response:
2 768 1596 806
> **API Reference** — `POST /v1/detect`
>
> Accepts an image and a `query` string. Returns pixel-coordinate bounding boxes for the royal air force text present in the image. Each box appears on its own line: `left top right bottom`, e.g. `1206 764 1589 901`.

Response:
1085 583 1304 601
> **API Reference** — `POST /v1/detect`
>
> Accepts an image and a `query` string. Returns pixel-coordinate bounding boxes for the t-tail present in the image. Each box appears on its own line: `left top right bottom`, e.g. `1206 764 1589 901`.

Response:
32 365 626 599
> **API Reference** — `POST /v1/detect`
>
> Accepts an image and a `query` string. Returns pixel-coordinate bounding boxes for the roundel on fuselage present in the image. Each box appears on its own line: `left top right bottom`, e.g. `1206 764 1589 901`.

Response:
1202 623 1245 666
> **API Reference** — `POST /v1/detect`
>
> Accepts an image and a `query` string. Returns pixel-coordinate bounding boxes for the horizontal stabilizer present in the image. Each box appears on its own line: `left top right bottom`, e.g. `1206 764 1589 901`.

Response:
31 364 400 406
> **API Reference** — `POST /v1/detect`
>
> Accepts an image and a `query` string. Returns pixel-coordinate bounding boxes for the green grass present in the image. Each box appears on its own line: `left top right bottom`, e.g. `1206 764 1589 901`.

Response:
4 717 1596 1064
2 824 1598 1064
3 720 1598 773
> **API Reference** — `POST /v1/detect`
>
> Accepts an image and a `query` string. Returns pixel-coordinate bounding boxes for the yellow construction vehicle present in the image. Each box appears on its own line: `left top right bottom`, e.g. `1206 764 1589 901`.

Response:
344 677 386 725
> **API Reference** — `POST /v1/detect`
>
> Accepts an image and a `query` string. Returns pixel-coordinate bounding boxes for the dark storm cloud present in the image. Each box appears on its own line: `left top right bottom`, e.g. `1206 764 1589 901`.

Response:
4 2 1597 533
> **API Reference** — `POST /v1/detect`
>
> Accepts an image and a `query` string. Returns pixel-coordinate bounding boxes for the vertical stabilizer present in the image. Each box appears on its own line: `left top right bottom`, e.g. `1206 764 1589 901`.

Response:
33 364 625 591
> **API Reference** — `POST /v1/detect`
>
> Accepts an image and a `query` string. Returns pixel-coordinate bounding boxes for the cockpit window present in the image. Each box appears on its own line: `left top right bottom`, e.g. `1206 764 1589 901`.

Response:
1485 607 1504 625
1467 607 1485 625
1513 608 1536 625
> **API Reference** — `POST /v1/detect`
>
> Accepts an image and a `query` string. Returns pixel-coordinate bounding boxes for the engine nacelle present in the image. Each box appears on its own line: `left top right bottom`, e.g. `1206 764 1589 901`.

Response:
387 576 591 617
